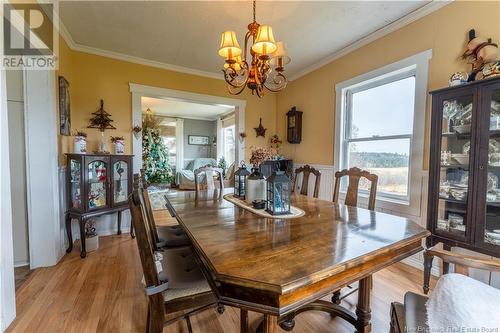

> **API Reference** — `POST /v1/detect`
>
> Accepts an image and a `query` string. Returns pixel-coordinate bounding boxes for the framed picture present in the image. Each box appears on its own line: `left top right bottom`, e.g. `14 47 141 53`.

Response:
58 76 71 136
188 135 210 145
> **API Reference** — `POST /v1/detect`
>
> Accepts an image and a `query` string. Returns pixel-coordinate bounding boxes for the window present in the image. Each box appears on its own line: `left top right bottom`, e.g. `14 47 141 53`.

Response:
336 50 431 214
220 114 236 166
345 76 415 198
159 119 177 169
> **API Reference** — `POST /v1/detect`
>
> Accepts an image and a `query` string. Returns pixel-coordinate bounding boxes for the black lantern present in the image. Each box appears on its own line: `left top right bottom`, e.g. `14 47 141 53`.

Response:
266 171 291 215
286 106 303 144
234 161 250 199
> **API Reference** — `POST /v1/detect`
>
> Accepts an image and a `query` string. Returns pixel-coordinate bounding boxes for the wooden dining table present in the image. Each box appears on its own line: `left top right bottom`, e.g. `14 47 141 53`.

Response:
153 188 430 333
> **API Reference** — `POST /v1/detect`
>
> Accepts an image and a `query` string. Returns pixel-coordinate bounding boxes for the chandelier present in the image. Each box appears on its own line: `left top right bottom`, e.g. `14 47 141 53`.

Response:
218 0 291 97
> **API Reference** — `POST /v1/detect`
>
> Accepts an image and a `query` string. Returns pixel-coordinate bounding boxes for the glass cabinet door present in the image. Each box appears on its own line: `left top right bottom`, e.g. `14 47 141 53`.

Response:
88 159 108 209
113 160 128 205
478 85 500 250
69 158 82 209
437 94 475 240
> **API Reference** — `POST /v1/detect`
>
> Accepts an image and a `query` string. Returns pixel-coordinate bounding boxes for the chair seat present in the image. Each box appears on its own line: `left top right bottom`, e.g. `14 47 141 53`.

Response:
158 246 212 302
157 225 191 247
404 292 429 332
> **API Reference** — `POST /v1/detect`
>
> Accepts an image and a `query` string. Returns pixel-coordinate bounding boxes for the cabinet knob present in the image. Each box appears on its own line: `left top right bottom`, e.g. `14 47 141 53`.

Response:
479 165 484 170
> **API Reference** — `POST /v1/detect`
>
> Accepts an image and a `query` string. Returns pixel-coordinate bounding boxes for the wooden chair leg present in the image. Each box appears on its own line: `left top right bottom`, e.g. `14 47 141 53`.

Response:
423 251 434 294
240 309 248 333
186 316 193 333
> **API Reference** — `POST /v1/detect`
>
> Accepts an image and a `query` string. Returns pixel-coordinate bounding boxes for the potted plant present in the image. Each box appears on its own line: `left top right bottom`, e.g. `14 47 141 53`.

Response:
73 131 87 153
111 136 125 154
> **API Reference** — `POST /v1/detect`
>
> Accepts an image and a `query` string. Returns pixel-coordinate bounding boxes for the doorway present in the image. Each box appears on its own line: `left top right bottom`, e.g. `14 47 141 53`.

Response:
140 96 236 188
129 84 247 176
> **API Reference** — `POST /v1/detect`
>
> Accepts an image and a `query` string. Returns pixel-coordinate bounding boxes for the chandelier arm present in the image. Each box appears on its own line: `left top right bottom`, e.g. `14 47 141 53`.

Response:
263 72 288 92
228 83 248 95
222 61 250 88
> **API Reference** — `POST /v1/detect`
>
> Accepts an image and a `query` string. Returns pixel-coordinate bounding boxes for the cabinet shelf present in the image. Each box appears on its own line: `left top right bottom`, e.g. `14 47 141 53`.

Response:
439 196 467 204
441 132 471 139
440 164 469 170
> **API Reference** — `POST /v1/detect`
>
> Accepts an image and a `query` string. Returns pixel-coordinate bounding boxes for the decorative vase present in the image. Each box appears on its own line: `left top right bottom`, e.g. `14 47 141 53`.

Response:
74 136 87 153
98 131 108 153
245 167 266 204
114 139 125 154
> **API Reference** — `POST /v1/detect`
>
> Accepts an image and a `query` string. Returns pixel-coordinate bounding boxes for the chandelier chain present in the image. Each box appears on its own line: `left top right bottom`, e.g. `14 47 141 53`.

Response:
253 0 256 22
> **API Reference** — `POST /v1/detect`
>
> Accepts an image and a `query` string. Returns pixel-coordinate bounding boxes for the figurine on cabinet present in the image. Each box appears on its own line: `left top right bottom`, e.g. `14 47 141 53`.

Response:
461 29 499 81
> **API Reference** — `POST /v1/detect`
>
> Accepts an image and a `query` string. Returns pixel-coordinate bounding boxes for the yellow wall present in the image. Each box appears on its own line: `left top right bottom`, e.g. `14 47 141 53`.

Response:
276 1 500 167
57 38 276 165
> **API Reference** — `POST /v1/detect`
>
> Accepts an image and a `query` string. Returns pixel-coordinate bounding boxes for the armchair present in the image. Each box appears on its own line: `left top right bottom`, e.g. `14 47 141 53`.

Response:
390 243 500 333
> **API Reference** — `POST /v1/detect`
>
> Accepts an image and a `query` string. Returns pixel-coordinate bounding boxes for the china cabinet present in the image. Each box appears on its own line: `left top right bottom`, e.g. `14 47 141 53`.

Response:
65 153 133 258
427 77 500 267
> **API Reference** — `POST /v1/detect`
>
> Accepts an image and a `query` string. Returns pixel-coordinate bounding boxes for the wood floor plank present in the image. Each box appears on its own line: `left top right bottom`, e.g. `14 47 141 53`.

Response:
6 235 436 333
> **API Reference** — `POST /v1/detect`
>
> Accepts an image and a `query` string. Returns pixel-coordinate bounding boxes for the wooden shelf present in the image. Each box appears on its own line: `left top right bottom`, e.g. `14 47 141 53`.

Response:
441 164 469 170
489 130 500 138
441 132 471 139
439 196 467 204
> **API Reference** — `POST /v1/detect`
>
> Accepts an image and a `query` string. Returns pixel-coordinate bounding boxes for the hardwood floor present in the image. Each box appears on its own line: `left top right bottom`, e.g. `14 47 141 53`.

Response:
6 235 435 333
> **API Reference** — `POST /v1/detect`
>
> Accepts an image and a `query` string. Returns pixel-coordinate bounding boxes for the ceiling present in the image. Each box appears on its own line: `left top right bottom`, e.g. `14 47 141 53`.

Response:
142 96 234 121
60 1 433 80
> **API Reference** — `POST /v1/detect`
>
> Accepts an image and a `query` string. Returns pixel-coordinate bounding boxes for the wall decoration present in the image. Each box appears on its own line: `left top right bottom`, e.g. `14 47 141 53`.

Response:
88 99 116 153
188 135 210 145
58 76 71 136
254 118 267 137
239 132 247 143
286 106 303 144
132 119 142 140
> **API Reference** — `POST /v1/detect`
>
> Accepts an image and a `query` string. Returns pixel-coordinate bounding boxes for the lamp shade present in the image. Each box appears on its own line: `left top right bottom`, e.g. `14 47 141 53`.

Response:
218 31 242 59
252 25 277 55
271 41 291 67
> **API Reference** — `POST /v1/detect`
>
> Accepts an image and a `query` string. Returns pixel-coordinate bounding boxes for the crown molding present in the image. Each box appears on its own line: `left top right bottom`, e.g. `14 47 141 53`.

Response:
57 20 223 81
288 0 452 81
57 0 451 83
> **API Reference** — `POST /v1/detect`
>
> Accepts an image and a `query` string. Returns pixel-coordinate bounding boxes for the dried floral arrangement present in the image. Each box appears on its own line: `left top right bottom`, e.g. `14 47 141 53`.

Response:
85 220 97 238
269 134 282 149
249 146 277 166
73 130 87 137
110 136 124 143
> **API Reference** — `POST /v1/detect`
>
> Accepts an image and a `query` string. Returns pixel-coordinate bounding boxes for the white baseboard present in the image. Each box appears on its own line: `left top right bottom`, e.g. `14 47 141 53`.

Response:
13 261 29 268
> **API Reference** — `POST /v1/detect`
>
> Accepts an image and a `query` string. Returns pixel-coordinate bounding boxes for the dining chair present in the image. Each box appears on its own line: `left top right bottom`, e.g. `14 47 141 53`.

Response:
331 167 378 304
194 165 224 192
333 167 378 210
129 188 219 333
292 165 321 198
390 244 500 333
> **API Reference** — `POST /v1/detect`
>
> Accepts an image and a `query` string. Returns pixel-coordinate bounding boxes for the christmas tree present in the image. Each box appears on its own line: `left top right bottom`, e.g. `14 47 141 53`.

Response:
142 124 174 184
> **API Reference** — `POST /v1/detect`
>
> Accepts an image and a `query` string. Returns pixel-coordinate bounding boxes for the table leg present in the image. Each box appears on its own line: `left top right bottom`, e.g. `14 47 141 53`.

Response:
79 218 87 258
263 314 277 333
65 214 73 253
240 309 248 333
355 275 372 333
117 211 122 235
442 244 451 274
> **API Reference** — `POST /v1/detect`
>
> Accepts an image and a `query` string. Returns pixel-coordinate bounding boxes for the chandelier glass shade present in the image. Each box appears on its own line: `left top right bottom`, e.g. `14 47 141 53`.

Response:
218 0 290 97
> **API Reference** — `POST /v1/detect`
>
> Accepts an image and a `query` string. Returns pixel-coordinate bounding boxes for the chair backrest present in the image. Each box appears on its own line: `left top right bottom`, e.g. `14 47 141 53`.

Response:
292 165 321 198
128 189 165 308
333 167 378 210
194 165 224 192
133 173 162 250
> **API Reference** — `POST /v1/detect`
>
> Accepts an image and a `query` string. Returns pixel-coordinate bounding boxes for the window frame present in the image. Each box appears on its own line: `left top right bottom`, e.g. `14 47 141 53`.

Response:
334 50 432 216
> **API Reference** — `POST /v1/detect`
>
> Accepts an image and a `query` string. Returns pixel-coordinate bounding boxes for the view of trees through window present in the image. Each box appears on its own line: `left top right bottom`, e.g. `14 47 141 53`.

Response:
345 76 415 197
